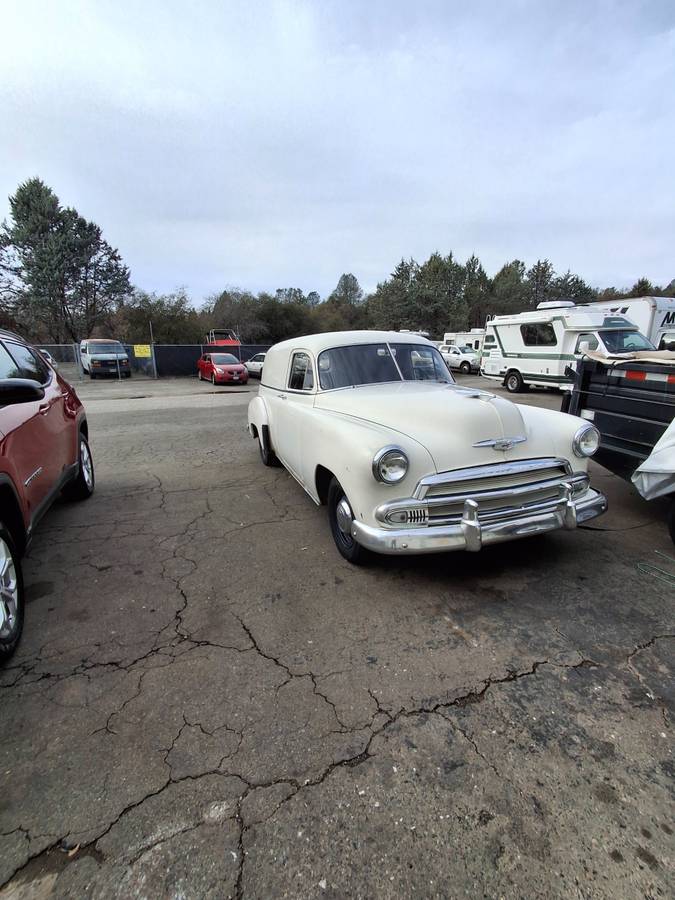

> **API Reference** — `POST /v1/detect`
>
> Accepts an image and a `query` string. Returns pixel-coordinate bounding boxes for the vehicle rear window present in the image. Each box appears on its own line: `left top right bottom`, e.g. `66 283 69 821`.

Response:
520 323 557 346
289 353 314 390
5 342 50 383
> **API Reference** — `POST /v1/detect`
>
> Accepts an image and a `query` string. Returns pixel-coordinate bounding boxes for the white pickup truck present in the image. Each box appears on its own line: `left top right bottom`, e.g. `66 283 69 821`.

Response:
439 344 480 374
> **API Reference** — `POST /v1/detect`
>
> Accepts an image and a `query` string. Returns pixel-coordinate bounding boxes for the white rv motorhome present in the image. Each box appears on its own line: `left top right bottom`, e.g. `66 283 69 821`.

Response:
442 328 485 351
577 297 675 350
480 301 654 393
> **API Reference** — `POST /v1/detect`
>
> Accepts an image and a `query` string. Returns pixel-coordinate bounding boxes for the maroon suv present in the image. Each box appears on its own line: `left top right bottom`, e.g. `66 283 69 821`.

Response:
0 330 94 661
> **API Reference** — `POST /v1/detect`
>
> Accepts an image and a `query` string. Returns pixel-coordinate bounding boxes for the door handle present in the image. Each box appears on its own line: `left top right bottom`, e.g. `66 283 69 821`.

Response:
39 403 50 415
279 393 287 400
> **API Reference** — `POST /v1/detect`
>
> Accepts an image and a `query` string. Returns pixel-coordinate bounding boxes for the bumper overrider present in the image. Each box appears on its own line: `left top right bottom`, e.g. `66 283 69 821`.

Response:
351 463 607 554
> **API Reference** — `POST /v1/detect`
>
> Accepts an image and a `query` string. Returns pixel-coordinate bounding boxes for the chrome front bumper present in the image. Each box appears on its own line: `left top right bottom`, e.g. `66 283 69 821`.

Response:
351 488 607 555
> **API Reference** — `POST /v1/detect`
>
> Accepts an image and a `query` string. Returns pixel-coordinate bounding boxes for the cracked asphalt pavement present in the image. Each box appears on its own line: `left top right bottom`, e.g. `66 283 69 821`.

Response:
1 376 673 899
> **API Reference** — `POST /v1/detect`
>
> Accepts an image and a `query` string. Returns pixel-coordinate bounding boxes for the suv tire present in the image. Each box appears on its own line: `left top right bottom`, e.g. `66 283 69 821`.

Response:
62 434 95 501
0 525 24 663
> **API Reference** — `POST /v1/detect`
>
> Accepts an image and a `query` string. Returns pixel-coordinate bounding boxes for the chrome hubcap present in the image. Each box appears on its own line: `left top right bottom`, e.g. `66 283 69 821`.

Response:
0 537 18 639
336 497 353 536
81 440 93 489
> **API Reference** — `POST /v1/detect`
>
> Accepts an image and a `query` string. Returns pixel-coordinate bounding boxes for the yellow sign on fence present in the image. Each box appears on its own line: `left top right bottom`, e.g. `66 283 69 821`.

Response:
134 344 152 358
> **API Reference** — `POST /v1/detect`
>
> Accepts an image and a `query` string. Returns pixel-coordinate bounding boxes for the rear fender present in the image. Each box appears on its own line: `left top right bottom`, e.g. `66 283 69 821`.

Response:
247 395 269 441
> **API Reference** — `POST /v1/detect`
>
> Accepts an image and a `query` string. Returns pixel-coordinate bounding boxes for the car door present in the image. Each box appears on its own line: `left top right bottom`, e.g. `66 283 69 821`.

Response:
0 342 66 520
271 351 315 480
447 348 461 369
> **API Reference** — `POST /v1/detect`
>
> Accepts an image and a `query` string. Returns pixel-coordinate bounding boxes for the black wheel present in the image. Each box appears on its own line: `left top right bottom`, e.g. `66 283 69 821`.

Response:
62 434 95 501
124 371 131 379
460 361 471 375
89 372 96 380
505 370 524 393
668 499 675 545
327 478 367 564
0 525 24 663
258 426 280 467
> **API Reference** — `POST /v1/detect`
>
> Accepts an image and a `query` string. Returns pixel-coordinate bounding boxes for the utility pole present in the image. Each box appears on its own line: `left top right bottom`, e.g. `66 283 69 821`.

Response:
149 319 155 343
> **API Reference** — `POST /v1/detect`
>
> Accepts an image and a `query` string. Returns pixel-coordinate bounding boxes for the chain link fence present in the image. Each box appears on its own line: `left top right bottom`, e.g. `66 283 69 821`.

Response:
34 343 158 381
31 343 271 381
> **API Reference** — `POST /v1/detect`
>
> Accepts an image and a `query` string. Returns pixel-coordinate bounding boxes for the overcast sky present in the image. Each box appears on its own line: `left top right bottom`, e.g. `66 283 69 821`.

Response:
1 0 674 301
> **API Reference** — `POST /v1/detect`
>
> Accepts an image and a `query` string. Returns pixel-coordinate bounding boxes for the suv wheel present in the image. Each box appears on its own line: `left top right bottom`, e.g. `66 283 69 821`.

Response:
460 361 471 374
63 434 95 501
0 525 24 663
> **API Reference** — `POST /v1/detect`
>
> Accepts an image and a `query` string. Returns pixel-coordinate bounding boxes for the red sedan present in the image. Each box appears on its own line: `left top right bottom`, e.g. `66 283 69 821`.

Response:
197 352 249 385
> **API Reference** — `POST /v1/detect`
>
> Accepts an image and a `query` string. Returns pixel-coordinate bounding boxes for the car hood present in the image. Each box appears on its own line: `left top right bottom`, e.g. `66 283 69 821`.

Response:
314 381 531 472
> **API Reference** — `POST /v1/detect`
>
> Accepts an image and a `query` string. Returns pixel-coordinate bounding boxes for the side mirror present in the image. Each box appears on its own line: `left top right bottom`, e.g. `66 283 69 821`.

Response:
577 341 592 355
0 379 45 404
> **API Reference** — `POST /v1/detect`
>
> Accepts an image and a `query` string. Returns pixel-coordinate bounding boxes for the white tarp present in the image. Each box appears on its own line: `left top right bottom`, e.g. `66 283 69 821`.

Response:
583 349 675 366
632 417 675 500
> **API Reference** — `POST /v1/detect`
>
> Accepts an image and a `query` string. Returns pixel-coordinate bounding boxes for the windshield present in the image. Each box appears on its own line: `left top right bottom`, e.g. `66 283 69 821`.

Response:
211 354 239 364
90 342 126 355
317 342 453 390
600 330 655 353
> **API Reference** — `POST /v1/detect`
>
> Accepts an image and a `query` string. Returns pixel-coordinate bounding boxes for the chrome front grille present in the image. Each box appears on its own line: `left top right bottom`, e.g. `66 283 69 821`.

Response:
376 458 589 529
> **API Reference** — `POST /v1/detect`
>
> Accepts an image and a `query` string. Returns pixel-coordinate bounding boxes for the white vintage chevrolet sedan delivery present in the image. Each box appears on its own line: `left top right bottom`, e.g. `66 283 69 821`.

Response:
247 331 607 563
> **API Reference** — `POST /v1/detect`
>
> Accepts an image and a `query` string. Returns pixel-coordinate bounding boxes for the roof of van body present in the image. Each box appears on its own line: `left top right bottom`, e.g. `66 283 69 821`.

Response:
268 330 431 356
486 309 638 331
81 338 123 344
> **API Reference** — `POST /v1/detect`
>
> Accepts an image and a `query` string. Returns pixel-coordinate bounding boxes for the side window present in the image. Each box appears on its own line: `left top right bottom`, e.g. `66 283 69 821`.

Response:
6 342 50 384
0 344 22 379
575 333 599 353
520 323 557 347
288 352 314 391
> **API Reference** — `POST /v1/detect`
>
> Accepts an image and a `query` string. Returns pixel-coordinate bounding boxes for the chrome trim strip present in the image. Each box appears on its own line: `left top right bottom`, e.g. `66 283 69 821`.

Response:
472 435 528 451
375 472 589 525
354 489 607 555
414 457 572 499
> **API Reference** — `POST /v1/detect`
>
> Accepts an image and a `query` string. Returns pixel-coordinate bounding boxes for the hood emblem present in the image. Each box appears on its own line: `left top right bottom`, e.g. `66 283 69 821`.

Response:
473 436 527 452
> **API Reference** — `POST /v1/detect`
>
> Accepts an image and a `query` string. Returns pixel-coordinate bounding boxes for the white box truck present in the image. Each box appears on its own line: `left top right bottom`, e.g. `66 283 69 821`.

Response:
480 301 654 393
577 297 675 350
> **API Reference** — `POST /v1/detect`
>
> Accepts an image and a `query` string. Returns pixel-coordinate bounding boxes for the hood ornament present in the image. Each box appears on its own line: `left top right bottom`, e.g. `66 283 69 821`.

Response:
473 436 527 452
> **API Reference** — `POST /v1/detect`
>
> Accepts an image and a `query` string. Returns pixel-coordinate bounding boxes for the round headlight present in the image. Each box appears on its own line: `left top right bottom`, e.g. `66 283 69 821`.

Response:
573 424 600 458
373 446 409 483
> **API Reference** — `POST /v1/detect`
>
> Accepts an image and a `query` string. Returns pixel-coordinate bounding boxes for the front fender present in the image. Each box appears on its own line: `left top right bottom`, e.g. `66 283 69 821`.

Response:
305 410 435 527
516 404 588 471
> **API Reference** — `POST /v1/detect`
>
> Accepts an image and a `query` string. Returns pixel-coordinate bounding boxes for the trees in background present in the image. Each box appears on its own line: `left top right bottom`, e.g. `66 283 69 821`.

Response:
1 178 672 346
0 178 131 341
114 289 203 343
